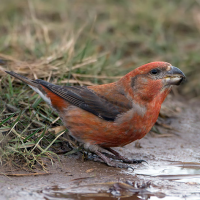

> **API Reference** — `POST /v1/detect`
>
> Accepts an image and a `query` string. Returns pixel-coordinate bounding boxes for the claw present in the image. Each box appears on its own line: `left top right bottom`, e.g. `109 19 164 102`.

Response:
107 161 134 170
130 159 148 164
104 147 147 165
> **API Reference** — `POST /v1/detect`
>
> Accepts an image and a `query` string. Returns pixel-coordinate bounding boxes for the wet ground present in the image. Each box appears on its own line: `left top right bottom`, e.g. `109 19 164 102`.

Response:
1 99 200 200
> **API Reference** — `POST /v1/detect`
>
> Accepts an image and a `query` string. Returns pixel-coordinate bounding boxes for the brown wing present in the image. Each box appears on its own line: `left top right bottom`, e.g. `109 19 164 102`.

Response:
87 84 133 114
34 80 132 121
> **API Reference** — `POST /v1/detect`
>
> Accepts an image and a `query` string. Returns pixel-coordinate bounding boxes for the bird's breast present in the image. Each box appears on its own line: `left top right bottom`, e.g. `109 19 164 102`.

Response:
63 101 161 147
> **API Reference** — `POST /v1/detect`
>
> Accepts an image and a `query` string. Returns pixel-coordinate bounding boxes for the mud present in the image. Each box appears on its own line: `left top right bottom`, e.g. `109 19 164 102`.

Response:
1 99 200 200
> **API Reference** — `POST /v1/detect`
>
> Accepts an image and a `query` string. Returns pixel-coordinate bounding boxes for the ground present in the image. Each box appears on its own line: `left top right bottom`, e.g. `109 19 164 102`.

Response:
1 99 200 200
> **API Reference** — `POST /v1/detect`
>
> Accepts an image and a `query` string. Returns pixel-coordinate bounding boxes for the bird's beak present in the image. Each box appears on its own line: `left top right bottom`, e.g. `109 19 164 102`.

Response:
164 66 186 85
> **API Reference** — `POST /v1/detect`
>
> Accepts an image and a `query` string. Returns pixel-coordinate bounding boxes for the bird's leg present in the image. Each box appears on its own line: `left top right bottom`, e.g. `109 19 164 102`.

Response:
105 147 147 164
94 150 134 169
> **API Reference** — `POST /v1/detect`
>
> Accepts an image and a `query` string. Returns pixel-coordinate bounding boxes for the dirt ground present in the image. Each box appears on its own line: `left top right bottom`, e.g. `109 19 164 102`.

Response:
1 99 200 200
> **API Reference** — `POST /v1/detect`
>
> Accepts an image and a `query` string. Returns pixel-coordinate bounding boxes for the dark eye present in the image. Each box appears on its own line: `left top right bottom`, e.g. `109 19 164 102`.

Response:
150 68 160 75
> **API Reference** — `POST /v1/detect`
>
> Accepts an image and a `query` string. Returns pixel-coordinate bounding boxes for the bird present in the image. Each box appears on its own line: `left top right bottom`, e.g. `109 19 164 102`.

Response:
6 61 185 168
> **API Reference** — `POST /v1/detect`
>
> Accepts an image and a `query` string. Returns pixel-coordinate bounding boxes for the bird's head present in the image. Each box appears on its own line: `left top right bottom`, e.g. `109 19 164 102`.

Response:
119 61 186 104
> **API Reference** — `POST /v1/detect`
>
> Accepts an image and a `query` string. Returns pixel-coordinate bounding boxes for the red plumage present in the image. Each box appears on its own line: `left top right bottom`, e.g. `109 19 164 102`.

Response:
6 61 185 168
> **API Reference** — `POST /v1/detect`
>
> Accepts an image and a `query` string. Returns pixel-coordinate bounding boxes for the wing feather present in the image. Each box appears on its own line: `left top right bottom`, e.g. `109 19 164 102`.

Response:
34 80 132 121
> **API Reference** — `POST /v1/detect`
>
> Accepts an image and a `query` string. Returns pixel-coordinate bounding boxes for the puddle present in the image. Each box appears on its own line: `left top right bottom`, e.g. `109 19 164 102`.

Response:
134 162 200 184
43 192 143 200
42 192 185 200
41 182 163 200
41 185 200 200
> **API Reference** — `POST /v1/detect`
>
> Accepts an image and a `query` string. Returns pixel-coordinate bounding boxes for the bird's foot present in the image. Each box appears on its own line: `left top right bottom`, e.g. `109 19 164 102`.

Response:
106 160 134 170
122 158 147 164
93 150 134 169
104 147 147 164
86 147 146 168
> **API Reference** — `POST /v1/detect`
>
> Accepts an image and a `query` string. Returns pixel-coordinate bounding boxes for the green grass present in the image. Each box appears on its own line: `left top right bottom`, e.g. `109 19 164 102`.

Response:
0 0 200 169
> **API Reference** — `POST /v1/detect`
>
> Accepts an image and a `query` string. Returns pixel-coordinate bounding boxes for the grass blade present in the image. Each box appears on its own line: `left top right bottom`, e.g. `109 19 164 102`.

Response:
0 113 16 126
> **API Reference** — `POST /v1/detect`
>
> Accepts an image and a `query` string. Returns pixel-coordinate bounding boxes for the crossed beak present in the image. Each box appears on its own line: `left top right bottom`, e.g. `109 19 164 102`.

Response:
164 66 186 85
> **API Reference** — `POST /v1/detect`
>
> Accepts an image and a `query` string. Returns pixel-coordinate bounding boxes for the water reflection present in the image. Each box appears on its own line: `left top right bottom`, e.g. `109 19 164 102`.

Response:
135 162 200 183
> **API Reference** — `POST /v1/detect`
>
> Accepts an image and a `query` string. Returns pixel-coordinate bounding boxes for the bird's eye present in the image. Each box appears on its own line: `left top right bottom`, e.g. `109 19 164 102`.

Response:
150 68 160 75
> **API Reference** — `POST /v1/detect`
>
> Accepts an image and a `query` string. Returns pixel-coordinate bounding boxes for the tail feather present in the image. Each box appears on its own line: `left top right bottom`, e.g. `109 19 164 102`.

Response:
5 71 39 88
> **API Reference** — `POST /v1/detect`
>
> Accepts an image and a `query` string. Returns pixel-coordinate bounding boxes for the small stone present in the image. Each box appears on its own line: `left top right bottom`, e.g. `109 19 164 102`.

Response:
135 141 142 148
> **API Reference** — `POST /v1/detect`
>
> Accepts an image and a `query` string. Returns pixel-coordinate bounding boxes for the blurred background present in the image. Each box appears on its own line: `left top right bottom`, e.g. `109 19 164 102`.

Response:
0 0 200 98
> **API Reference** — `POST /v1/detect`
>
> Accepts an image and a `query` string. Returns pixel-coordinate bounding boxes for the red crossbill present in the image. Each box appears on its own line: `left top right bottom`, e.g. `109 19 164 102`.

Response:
6 61 185 168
